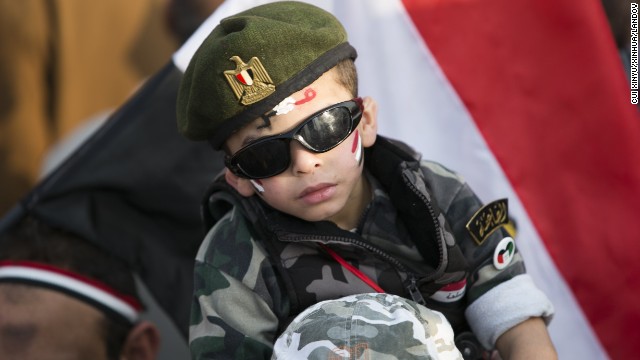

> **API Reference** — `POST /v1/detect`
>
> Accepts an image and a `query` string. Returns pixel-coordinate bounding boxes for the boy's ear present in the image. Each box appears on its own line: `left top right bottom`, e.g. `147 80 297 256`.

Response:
225 169 256 197
360 96 378 147
119 320 160 360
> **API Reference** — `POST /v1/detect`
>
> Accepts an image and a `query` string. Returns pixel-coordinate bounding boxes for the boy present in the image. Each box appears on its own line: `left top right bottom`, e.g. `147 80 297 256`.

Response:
177 2 555 359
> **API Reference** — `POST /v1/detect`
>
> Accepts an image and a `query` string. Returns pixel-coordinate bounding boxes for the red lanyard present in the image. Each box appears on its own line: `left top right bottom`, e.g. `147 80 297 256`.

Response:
319 244 385 293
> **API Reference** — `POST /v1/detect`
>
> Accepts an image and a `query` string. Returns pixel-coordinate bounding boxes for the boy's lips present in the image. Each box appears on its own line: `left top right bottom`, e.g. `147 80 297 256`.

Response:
298 183 337 204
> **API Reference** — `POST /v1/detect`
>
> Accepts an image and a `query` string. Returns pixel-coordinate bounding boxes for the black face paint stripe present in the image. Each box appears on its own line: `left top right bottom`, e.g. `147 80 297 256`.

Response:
258 110 276 129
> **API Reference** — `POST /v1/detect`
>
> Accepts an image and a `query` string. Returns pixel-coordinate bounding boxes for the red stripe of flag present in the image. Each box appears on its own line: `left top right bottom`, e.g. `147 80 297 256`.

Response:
402 0 640 358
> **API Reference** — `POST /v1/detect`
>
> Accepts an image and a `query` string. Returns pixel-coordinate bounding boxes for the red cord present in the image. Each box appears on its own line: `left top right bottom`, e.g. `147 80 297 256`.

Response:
320 244 385 293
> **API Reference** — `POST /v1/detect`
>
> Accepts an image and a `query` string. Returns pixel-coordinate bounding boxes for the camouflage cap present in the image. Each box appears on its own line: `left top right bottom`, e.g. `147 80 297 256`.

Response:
272 293 464 360
176 1 357 149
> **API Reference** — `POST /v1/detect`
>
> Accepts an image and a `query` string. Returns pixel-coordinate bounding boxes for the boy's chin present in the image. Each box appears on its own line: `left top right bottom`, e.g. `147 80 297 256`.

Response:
284 206 342 225
294 211 337 224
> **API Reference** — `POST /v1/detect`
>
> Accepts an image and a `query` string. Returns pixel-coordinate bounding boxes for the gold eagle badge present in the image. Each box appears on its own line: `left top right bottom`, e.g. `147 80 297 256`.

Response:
224 56 275 105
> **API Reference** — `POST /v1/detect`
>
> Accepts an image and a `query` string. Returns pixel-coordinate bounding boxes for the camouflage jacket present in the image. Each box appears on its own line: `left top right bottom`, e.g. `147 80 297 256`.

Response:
190 136 554 359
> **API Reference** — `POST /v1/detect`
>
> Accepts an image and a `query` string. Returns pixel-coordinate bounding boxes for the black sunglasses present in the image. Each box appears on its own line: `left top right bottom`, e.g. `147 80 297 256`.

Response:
225 98 364 179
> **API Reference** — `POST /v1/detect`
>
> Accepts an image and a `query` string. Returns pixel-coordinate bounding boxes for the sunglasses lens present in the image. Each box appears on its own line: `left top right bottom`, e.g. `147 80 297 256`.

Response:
229 99 362 179
297 107 353 151
234 139 290 178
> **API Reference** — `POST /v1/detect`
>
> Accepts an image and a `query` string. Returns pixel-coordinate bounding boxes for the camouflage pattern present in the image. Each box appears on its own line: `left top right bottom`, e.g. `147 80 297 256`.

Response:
272 293 463 360
189 136 552 359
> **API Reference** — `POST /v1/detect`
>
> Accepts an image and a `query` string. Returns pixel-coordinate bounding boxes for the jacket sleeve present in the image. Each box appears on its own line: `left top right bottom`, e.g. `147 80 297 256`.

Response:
422 161 554 349
189 207 284 359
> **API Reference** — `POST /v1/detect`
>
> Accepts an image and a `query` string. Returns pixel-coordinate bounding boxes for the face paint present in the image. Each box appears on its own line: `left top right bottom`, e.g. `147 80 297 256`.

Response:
352 129 363 164
294 88 317 105
250 179 265 194
273 97 296 116
271 88 318 117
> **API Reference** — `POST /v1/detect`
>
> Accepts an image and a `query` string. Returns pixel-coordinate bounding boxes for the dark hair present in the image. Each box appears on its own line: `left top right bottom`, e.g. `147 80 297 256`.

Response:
0 217 142 360
334 58 358 97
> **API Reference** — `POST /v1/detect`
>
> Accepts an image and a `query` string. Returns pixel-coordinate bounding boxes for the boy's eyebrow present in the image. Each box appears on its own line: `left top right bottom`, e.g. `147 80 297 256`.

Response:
240 125 271 146
241 135 258 147
254 87 316 133
257 111 276 129
239 112 277 147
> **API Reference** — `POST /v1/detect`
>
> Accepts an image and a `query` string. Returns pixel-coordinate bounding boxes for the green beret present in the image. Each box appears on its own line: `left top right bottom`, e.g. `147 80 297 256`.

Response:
176 1 357 149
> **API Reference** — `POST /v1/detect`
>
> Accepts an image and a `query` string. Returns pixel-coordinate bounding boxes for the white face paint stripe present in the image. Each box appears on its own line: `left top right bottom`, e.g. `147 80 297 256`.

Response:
250 179 265 193
273 97 296 115
0 265 140 322
354 130 363 163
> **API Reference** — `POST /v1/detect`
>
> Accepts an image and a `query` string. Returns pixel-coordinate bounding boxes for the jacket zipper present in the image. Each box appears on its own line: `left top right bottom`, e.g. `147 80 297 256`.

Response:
400 171 446 278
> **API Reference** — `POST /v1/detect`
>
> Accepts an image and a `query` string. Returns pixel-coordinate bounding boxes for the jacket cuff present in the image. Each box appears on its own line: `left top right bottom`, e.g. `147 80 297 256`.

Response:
465 274 555 349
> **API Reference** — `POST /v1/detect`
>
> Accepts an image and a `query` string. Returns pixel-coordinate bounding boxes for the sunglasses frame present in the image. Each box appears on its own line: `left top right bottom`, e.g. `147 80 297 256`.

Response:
225 97 364 179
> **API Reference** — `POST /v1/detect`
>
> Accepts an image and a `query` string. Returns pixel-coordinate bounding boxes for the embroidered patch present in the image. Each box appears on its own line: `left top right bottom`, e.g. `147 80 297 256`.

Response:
466 198 509 245
493 237 515 270
430 279 467 303
224 56 275 105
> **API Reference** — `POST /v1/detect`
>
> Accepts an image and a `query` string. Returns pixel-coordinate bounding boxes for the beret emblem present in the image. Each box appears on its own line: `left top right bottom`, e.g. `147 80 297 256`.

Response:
223 56 275 105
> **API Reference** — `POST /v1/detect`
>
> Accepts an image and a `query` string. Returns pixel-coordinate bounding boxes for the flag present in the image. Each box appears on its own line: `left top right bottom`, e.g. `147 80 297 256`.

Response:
175 0 639 358
396 1 640 359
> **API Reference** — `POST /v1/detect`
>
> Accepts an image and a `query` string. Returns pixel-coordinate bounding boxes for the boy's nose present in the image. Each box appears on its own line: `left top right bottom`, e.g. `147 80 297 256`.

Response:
290 141 321 175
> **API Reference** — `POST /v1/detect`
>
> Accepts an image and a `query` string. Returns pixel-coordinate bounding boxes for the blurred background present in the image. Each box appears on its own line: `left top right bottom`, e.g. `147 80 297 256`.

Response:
0 1 224 358
0 0 225 217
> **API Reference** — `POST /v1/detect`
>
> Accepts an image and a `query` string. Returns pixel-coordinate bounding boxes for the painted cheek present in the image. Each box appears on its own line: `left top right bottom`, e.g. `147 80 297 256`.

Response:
250 179 265 194
351 130 363 164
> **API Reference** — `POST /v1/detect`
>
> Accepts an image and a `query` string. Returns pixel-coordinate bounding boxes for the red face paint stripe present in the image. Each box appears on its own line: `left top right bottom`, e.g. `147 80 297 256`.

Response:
352 130 360 153
294 88 317 105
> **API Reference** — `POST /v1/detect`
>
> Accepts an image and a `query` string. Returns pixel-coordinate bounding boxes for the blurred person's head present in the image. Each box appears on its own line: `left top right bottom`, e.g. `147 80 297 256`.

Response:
165 0 225 43
0 217 160 360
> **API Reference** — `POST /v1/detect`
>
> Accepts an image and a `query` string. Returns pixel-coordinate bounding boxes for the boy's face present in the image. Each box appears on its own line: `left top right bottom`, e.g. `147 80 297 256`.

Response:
224 70 378 229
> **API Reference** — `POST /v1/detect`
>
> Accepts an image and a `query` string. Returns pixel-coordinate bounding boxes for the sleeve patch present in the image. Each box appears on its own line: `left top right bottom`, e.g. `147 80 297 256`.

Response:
466 198 509 245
